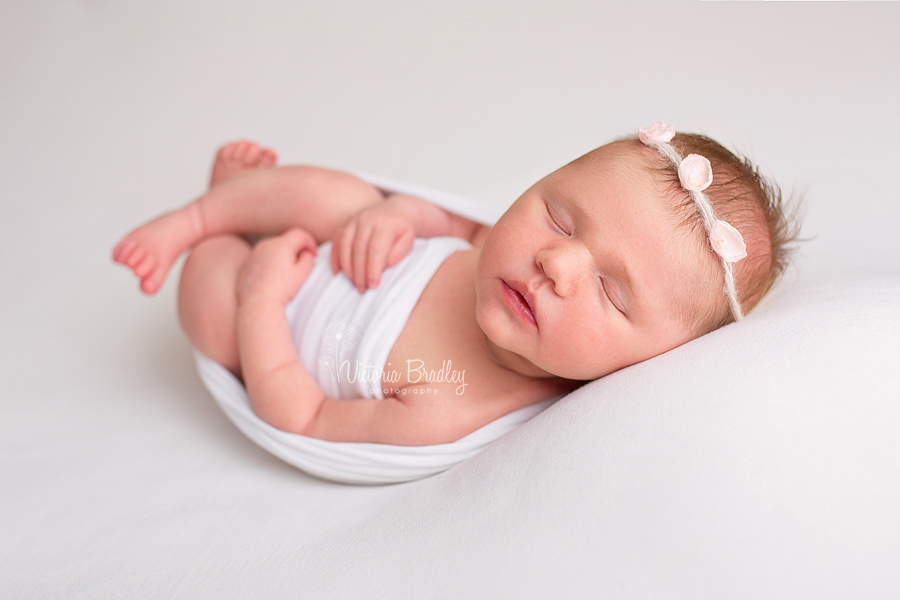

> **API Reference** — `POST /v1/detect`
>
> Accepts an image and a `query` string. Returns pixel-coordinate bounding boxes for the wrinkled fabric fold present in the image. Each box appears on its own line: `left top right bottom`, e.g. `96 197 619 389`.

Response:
195 352 555 484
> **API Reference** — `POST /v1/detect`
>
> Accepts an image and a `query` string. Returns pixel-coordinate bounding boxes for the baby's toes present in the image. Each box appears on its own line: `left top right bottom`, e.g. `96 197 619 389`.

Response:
132 250 156 279
216 142 239 166
141 268 166 295
244 143 262 167
260 148 278 166
123 245 147 270
233 141 253 163
113 238 136 263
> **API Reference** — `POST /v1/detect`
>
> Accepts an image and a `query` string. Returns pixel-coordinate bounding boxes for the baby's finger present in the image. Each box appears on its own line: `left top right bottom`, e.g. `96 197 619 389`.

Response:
352 225 374 292
277 227 303 249
293 246 317 281
278 246 317 301
335 223 356 279
330 229 341 274
284 227 317 256
330 222 351 274
365 227 397 288
385 229 415 269
267 230 313 266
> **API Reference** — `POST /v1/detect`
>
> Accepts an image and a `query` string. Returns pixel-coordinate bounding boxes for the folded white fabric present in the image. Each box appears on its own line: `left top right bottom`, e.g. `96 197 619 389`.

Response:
287 237 472 400
195 352 554 484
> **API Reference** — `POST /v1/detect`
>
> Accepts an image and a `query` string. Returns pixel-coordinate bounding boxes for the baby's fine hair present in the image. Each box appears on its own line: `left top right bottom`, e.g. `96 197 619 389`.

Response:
632 133 802 335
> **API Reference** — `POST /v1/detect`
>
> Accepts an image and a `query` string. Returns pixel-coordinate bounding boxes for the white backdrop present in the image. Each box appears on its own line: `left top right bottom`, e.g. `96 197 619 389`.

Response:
2 1 898 597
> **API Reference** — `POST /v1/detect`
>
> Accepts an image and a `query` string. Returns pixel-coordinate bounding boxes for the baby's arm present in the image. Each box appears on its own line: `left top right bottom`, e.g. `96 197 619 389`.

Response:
237 228 466 444
236 229 325 430
331 193 490 292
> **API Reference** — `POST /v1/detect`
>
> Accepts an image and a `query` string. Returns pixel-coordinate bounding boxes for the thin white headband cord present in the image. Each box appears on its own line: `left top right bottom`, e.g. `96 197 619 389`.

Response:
638 122 748 321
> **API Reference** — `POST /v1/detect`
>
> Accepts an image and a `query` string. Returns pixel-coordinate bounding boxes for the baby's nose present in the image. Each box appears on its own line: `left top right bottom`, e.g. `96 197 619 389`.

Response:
536 243 590 297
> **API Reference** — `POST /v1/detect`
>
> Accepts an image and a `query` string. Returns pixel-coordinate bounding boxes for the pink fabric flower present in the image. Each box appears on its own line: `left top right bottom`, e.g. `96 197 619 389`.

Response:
678 154 713 192
709 220 747 263
638 122 676 146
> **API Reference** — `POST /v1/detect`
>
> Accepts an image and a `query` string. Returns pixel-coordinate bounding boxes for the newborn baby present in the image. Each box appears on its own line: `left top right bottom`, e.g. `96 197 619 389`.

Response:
113 123 798 446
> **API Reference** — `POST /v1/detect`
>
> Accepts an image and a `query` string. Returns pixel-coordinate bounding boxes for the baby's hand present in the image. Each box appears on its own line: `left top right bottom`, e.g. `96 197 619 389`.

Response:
237 228 317 306
331 201 415 293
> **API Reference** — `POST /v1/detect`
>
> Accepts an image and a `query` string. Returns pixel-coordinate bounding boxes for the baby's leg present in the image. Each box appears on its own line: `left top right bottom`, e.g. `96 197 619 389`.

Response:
177 234 250 377
113 141 384 294
113 141 276 294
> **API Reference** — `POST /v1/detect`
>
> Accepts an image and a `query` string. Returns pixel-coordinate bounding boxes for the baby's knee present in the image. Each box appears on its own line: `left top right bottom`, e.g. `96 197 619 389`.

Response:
179 236 246 302
177 235 247 366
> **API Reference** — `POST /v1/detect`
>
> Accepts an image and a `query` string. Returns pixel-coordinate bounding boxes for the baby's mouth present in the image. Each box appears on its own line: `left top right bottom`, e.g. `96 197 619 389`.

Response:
502 280 537 327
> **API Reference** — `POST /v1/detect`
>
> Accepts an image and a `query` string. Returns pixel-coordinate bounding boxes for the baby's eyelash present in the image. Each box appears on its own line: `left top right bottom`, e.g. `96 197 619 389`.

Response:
600 278 626 316
545 203 569 235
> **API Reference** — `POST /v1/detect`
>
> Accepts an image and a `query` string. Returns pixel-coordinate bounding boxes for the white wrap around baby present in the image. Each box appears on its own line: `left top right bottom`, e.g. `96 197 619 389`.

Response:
195 235 557 484
287 237 467 399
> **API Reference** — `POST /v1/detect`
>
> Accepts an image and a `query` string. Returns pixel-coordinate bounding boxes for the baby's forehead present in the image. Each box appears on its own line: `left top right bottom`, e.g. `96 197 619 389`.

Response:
566 139 668 181
553 141 656 193
553 141 680 220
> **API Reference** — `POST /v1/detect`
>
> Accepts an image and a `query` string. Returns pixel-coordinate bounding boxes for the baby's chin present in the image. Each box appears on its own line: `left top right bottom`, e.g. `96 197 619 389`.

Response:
486 336 576 380
474 294 587 379
476 312 626 382
543 364 607 383
535 353 628 382
480 332 548 379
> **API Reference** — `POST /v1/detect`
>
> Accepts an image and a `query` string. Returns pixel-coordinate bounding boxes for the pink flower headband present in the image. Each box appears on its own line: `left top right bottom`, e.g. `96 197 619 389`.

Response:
639 121 747 321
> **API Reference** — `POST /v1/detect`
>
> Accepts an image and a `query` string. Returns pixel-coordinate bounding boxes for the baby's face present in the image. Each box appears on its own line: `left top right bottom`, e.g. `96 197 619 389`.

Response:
475 142 714 381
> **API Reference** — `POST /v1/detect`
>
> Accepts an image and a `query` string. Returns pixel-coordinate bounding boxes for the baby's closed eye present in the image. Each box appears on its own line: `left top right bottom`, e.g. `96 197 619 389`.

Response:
545 202 571 236
600 278 627 316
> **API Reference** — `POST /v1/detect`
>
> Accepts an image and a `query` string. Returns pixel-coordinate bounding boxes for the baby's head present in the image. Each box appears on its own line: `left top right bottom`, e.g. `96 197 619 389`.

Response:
629 122 800 334
476 122 800 381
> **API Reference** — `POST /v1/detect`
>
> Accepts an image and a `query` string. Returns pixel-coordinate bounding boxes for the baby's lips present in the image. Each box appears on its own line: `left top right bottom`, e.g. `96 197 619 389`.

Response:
520 289 537 323
506 279 538 326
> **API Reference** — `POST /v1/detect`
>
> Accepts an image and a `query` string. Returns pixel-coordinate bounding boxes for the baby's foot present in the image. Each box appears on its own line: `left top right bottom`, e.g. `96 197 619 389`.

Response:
209 140 277 187
112 204 204 295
